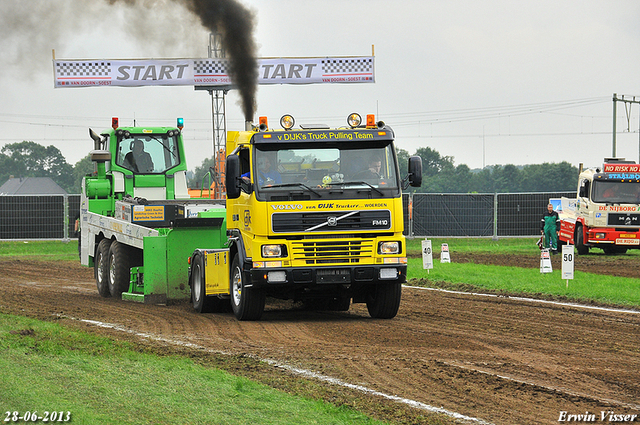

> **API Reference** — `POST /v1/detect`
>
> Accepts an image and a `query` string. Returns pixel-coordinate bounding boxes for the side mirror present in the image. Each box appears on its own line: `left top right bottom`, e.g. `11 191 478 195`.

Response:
578 186 586 198
225 155 241 199
407 156 422 187
578 180 589 198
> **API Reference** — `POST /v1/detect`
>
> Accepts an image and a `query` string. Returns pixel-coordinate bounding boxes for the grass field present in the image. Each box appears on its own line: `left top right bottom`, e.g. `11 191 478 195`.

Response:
405 237 640 308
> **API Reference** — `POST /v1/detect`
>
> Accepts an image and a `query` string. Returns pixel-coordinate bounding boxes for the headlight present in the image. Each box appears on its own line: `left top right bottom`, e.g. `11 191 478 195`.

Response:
262 244 283 257
379 241 400 254
595 233 606 239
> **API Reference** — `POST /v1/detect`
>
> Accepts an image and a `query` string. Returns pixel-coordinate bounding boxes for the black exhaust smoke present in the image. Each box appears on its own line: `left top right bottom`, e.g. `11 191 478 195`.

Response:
108 0 257 121
181 0 257 121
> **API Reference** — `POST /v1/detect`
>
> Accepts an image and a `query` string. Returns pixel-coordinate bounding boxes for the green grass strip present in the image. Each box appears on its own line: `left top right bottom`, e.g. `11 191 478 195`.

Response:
0 240 79 262
0 314 386 425
406 237 640 257
408 258 640 307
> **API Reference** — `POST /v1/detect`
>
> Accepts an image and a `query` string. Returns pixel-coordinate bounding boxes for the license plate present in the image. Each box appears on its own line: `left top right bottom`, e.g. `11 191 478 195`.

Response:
317 269 351 283
615 238 640 245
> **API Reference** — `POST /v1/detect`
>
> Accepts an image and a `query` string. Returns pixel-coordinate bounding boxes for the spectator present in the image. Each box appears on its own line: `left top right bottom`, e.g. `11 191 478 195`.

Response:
540 203 560 254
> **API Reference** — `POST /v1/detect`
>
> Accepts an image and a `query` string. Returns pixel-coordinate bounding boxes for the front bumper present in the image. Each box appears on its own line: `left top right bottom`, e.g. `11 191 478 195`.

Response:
249 264 407 288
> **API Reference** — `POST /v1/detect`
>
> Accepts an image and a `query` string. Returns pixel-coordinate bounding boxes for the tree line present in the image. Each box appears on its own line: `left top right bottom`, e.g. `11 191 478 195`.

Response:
0 141 578 194
396 147 579 193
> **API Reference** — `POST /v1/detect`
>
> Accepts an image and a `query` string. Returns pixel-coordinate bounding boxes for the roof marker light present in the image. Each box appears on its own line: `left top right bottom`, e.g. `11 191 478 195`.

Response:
366 114 376 128
280 114 295 130
347 113 361 128
177 117 184 130
259 116 268 131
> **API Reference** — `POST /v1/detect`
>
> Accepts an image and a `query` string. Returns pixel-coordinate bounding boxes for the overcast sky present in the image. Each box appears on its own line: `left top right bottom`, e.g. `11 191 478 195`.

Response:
2 0 640 171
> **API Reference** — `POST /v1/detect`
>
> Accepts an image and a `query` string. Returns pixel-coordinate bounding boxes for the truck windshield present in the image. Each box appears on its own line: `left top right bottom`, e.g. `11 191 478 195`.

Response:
254 143 399 200
592 180 640 204
115 133 180 174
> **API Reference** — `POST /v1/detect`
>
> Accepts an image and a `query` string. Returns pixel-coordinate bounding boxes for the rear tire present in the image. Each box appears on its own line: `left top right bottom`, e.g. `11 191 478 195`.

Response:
191 253 225 313
575 225 589 255
95 239 111 298
366 282 401 319
108 241 131 299
230 254 265 321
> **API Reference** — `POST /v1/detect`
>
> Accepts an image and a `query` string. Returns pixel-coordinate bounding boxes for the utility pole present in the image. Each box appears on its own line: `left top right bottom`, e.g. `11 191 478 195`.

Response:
612 93 617 158
612 93 640 161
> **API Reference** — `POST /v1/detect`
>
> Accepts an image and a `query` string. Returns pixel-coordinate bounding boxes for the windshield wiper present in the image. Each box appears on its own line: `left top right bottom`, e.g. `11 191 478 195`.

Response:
150 136 178 158
340 181 384 196
261 183 322 197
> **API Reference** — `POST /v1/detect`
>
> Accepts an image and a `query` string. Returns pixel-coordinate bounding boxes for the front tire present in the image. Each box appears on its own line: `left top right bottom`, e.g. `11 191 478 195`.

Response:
366 282 401 319
575 225 589 255
108 241 131 299
230 254 265 321
95 239 111 298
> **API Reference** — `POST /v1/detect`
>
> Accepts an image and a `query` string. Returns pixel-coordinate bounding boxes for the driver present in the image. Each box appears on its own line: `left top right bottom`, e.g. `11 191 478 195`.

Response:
352 156 382 180
124 139 154 173
256 155 281 186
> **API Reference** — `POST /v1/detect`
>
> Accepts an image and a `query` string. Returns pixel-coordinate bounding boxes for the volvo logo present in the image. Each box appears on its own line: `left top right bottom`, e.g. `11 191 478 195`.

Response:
327 216 338 226
271 204 303 210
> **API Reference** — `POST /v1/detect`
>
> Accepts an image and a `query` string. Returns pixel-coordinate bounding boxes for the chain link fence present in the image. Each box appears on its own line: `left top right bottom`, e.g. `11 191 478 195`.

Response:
404 191 575 238
0 195 81 240
0 192 574 240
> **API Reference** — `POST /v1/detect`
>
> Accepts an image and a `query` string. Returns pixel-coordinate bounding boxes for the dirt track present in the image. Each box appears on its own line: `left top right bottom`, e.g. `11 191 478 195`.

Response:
1 255 639 425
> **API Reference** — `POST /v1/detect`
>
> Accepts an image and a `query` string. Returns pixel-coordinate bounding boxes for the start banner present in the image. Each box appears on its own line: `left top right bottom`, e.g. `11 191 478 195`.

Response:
53 56 374 88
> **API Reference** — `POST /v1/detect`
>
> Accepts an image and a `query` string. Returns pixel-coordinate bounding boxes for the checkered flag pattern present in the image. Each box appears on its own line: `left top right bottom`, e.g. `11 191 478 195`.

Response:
194 60 229 75
322 58 373 75
56 62 111 77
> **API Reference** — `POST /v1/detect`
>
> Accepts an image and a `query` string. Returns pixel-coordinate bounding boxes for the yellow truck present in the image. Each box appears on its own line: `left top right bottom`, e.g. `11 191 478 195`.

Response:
189 113 422 320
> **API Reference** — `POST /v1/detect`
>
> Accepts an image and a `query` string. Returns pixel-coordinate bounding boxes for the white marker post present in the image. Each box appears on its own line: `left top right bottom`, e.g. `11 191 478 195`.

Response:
562 245 575 288
422 239 433 273
540 249 553 274
440 243 451 263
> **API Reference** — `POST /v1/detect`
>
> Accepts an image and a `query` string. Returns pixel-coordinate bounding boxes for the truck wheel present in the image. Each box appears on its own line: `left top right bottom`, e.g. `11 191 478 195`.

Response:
603 246 627 255
366 282 401 319
303 296 350 311
191 253 225 313
575 225 589 255
230 254 265 321
94 239 111 298
327 296 351 311
108 241 131 299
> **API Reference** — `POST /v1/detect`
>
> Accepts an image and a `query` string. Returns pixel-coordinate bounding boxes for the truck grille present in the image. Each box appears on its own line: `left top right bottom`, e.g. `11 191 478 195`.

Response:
291 239 374 265
272 210 391 233
608 213 640 226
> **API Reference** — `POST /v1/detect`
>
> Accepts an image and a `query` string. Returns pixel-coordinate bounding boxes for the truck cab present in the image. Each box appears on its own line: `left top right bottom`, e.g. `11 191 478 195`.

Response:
218 113 422 320
81 118 226 305
559 158 640 254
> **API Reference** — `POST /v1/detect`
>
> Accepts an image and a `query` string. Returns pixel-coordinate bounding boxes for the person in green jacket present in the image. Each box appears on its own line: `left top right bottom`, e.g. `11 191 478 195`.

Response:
540 203 560 254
